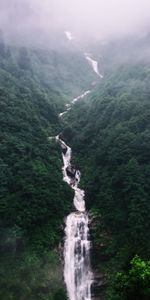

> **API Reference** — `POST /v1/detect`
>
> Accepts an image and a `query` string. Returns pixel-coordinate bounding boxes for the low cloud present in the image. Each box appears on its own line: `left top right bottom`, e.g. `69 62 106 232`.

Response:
0 0 150 45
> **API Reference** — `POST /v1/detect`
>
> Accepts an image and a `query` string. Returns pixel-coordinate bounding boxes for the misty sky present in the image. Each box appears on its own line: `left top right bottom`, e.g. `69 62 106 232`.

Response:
0 0 150 44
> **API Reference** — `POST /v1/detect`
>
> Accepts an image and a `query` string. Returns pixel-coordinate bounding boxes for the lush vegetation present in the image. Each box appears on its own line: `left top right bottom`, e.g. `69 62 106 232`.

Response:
108 255 150 300
1 29 150 299
0 32 97 299
62 60 150 298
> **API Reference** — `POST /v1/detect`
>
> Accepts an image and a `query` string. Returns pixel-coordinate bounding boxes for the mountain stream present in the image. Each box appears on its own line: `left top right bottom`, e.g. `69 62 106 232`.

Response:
57 33 103 299
57 91 93 300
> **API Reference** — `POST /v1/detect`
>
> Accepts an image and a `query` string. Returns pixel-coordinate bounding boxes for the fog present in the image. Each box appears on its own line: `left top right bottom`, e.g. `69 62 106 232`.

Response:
0 0 150 46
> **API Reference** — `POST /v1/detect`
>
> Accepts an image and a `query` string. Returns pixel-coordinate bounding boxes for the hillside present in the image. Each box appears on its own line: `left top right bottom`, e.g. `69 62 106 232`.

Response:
62 59 150 299
0 35 97 300
1 30 150 300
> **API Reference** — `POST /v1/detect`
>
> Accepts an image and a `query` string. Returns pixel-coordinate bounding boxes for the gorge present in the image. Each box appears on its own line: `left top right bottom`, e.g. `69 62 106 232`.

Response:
59 137 92 300
56 40 102 299
1 23 150 300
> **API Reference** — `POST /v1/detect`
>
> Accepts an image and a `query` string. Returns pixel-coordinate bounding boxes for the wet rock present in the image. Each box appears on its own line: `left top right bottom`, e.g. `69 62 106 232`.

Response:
61 143 67 154
66 165 76 178
91 272 107 300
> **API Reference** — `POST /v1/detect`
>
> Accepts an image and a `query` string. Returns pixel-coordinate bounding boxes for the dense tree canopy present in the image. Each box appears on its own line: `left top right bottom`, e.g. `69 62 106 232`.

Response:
0 36 97 299
62 62 150 298
109 256 150 300
1 31 150 299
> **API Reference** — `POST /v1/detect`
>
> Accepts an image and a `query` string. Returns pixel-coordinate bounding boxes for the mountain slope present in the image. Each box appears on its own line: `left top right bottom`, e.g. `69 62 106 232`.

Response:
0 36 98 300
62 60 150 299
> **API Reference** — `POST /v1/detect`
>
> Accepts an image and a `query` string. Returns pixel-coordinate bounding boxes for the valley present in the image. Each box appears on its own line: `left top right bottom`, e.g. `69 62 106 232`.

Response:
0 27 150 300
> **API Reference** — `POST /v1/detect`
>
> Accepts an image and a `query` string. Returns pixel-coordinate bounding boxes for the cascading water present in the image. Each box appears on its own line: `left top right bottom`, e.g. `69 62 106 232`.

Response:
59 90 90 118
64 30 103 79
57 90 93 298
56 33 103 299
84 53 103 78
58 137 93 300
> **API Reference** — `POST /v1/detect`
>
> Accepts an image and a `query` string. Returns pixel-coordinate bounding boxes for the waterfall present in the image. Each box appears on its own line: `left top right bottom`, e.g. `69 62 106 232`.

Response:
58 137 93 300
84 53 103 78
52 30 103 299
56 40 95 296
59 90 90 118
64 212 91 300
64 30 103 80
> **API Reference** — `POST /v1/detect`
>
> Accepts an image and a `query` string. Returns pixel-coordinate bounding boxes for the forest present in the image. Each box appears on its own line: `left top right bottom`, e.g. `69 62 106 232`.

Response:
62 52 150 299
0 27 150 300
0 33 96 300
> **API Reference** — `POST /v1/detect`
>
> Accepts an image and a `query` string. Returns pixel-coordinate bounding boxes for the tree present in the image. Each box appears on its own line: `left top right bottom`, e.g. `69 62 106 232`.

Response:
110 256 150 300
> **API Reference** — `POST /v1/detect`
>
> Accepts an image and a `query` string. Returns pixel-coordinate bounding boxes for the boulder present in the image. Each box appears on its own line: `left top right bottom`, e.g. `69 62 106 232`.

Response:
61 143 67 154
66 165 76 178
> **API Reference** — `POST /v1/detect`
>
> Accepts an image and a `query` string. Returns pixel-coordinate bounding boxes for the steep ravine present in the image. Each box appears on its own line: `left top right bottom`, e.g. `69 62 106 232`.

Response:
56 91 104 300
56 91 100 299
56 90 94 300
56 34 104 299
57 136 93 300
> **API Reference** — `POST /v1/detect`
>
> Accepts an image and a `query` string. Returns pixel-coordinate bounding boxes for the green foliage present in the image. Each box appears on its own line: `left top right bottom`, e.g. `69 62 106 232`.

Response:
0 36 97 252
1 31 150 300
108 256 150 300
0 250 67 300
63 62 150 297
0 39 96 299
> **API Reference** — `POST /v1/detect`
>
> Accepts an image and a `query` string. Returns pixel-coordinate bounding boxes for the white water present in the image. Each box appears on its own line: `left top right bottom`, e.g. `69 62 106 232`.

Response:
57 135 92 300
84 53 103 78
52 105 93 300
64 212 92 300
65 31 75 41
64 30 103 79
59 90 91 118
57 32 95 298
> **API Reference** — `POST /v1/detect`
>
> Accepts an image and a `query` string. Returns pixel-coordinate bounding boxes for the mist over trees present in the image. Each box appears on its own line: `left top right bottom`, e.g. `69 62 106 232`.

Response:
0 0 150 48
0 33 96 299
61 39 150 298
0 1 150 299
